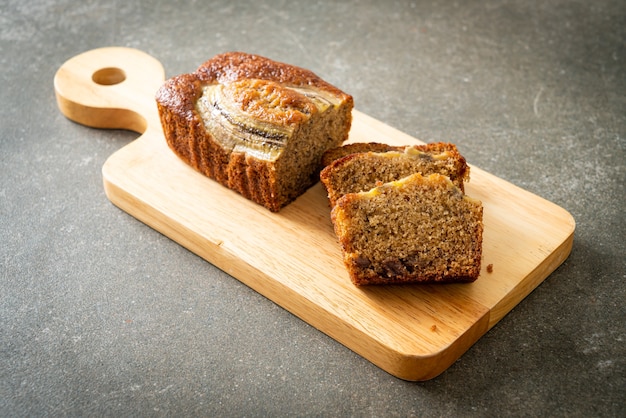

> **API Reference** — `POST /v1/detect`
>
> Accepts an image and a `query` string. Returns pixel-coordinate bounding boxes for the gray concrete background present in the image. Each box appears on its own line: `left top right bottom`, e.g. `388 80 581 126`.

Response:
2 0 624 416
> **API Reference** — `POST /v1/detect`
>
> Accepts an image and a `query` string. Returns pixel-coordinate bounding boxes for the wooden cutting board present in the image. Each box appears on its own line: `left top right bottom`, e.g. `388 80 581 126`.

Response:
54 47 575 381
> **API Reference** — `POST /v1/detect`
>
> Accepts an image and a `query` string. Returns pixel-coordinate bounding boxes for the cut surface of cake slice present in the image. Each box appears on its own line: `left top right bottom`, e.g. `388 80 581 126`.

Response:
331 173 483 286
320 142 469 208
156 52 353 212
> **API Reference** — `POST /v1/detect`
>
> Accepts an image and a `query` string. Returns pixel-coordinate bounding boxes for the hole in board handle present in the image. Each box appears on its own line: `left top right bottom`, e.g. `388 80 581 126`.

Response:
92 67 126 85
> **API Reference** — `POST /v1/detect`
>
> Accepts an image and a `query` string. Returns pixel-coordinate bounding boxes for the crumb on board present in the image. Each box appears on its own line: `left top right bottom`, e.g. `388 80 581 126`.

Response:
486 264 493 273
430 324 437 332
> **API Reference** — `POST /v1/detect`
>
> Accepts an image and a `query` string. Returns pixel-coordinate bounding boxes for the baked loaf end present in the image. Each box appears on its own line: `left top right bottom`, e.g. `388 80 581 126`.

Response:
320 142 469 208
331 173 483 286
156 52 354 212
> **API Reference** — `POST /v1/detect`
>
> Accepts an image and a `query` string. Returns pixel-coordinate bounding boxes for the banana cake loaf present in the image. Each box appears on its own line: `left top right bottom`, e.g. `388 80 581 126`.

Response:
331 172 484 286
156 52 354 212
320 142 469 207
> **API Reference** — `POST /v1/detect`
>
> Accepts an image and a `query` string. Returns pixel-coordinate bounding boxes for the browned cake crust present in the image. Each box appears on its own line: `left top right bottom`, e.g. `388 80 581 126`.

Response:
156 52 354 212
321 142 405 167
331 173 483 286
320 142 469 207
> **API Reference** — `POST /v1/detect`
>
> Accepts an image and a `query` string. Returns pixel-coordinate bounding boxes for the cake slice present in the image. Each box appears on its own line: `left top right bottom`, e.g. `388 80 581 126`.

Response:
320 142 469 207
331 173 483 286
156 52 353 212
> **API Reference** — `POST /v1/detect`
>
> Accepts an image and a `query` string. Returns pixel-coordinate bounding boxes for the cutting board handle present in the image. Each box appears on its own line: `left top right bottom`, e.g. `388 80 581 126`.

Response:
54 47 165 135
